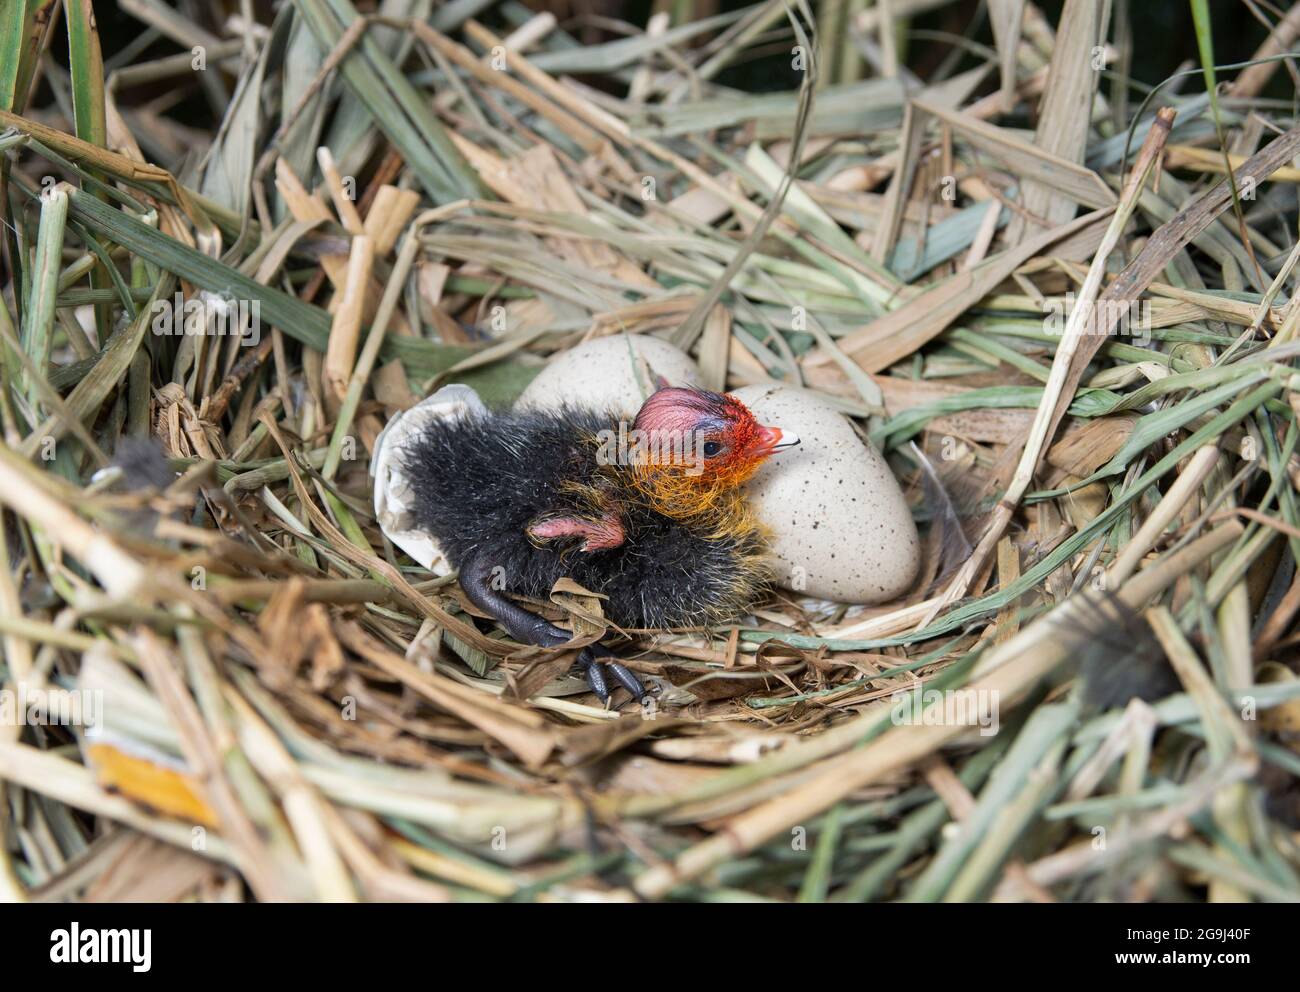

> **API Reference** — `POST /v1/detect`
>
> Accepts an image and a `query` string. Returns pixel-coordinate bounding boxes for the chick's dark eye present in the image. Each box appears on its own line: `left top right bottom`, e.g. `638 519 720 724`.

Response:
703 441 722 458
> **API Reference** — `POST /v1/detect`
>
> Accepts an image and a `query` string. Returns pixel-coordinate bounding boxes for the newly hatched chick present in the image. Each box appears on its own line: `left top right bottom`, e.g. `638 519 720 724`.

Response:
400 387 799 704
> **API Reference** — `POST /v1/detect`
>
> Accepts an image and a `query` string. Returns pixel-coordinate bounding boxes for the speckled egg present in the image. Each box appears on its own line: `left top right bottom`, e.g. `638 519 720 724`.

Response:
515 334 701 413
730 383 920 604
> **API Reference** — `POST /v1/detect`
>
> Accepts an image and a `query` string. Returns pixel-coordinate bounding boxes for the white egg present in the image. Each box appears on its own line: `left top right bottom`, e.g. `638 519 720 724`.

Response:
730 383 920 604
515 334 701 413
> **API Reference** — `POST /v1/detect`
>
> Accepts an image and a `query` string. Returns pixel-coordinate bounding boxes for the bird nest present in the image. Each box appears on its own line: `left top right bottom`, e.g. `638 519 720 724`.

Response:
1 0 1299 903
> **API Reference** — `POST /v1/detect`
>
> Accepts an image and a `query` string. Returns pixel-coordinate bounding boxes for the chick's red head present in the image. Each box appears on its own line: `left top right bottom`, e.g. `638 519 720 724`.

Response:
631 387 798 487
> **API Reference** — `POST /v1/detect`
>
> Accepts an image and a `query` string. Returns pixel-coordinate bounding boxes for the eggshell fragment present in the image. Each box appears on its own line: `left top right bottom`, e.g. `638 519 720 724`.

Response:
371 384 485 575
730 383 920 604
515 334 700 413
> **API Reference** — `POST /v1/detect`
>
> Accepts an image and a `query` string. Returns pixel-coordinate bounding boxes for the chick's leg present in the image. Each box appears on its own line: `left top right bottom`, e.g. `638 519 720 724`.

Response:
458 550 647 705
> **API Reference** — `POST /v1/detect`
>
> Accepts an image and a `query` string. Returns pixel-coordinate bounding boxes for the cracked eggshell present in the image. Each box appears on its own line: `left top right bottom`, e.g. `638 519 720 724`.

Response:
371 384 486 576
514 334 701 413
730 383 920 604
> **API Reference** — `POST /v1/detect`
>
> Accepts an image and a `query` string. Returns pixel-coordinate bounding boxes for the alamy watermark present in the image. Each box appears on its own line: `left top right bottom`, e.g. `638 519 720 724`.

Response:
1043 292 1152 346
596 421 713 477
890 687 1000 736
150 291 261 346
50 923 151 972
0 685 103 736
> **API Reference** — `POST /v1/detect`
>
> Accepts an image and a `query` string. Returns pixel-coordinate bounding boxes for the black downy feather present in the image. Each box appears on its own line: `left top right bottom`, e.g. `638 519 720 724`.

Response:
110 437 177 492
399 404 766 631
97 436 180 540
1063 593 1180 709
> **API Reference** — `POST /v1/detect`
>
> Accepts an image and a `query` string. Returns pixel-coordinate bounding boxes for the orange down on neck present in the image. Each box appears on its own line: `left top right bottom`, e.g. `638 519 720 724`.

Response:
627 448 769 542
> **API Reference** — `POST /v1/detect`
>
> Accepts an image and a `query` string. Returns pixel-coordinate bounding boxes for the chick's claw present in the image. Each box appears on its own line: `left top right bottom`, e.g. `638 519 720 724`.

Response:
582 651 609 702
578 648 647 706
608 662 648 703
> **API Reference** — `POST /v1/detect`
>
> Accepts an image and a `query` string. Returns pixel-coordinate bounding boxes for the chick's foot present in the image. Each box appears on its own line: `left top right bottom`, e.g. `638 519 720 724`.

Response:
578 646 647 707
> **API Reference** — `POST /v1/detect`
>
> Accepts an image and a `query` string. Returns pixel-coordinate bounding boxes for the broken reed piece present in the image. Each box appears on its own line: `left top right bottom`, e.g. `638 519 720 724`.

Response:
361 184 421 256
324 234 374 415
498 10 556 52
316 145 365 237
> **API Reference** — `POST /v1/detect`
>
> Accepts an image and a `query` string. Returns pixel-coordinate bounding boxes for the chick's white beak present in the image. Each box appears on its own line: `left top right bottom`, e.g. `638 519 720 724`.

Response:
758 425 800 452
